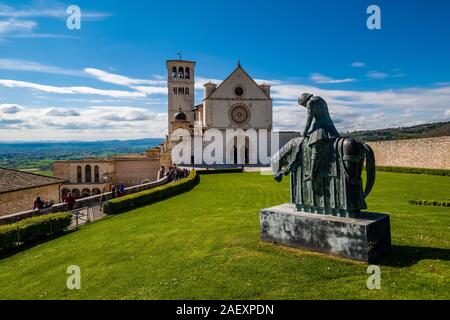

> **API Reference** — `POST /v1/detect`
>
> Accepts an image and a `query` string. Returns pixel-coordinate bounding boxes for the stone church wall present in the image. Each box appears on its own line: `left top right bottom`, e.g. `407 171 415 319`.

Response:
367 136 450 169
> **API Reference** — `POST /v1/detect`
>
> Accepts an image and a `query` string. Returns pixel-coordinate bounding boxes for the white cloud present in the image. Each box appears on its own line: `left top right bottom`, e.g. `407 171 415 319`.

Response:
0 2 110 39
0 2 111 20
310 73 356 84
367 71 389 79
195 76 222 89
0 58 82 76
84 68 165 87
0 103 21 114
0 79 147 98
0 18 36 34
0 104 167 141
46 108 80 117
84 68 168 95
129 85 167 95
351 62 366 67
269 81 450 132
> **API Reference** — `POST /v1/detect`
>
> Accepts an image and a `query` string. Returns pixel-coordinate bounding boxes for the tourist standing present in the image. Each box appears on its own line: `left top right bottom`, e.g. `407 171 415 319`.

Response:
65 192 76 210
33 197 44 210
111 184 116 199
158 165 166 180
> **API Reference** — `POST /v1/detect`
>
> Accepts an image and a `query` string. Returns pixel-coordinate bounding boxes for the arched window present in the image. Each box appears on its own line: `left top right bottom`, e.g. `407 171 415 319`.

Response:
85 165 92 183
72 189 81 199
77 166 82 183
178 67 184 79
94 166 100 183
185 67 190 79
172 67 177 79
82 188 91 198
61 188 70 200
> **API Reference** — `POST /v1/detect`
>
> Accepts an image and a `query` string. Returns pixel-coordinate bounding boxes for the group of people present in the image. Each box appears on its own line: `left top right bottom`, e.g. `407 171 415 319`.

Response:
158 165 190 182
111 183 126 199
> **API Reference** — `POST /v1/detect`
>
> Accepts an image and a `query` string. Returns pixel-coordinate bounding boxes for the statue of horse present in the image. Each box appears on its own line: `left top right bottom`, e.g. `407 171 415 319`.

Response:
271 136 376 217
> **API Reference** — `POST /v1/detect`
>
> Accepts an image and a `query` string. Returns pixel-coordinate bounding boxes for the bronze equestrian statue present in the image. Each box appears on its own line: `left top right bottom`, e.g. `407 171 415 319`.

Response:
271 93 376 218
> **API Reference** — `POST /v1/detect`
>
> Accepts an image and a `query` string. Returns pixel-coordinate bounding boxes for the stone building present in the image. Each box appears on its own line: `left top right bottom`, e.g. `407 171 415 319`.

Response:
53 149 160 200
0 167 65 217
160 59 299 166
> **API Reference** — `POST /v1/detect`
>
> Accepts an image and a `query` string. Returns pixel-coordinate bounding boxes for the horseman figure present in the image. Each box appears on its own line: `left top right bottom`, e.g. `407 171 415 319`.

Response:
272 93 376 218
299 93 340 181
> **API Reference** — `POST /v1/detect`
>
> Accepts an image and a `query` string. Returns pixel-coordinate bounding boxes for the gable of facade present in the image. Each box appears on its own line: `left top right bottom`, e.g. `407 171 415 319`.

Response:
203 66 273 130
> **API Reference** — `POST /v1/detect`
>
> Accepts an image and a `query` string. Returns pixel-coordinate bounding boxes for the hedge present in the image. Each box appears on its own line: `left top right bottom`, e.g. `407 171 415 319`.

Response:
0 212 72 253
408 199 450 207
376 166 450 176
103 170 200 215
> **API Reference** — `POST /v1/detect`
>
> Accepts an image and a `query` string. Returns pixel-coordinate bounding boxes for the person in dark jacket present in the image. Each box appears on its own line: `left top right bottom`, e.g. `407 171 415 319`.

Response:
65 192 76 210
34 197 44 210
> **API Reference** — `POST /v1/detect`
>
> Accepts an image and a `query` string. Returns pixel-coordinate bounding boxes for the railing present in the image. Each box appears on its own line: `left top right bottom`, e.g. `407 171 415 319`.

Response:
0 176 169 225
70 207 90 230
68 206 105 230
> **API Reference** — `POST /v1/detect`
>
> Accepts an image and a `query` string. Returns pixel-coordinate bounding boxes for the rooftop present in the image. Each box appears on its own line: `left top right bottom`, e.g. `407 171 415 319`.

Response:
0 167 65 194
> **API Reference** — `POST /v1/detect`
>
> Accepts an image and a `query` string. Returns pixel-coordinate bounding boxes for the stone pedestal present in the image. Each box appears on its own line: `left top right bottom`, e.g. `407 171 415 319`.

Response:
260 203 391 263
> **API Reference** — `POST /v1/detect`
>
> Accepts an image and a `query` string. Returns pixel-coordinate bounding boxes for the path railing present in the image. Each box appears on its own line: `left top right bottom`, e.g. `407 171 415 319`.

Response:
68 205 106 230
0 176 168 226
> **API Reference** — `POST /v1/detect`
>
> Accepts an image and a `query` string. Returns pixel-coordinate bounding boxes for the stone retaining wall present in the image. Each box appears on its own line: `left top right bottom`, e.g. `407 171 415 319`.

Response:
368 137 450 169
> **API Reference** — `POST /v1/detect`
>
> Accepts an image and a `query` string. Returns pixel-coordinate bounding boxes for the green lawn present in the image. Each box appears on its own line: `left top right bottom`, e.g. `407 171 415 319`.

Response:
0 172 449 300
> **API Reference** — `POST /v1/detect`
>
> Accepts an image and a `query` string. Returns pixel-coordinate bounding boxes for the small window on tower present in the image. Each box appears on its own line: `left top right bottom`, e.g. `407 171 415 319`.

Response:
178 87 184 94
185 67 190 79
185 87 190 95
173 87 177 94
172 67 177 79
178 67 184 79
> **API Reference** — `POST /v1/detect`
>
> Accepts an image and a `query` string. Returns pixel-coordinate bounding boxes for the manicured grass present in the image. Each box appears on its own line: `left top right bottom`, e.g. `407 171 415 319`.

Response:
0 172 449 299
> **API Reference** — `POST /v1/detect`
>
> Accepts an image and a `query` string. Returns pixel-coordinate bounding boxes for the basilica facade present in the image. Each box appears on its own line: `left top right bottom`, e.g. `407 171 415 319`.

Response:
159 59 298 167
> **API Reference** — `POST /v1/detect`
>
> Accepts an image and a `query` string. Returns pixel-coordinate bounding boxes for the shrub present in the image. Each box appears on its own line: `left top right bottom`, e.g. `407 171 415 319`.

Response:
408 199 450 207
376 166 450 176
103 170 200 215
0 212 72 253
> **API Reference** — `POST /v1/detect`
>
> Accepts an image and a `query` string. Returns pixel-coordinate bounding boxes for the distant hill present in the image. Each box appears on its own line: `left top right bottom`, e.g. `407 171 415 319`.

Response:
0 138 164 173
345 121 450 142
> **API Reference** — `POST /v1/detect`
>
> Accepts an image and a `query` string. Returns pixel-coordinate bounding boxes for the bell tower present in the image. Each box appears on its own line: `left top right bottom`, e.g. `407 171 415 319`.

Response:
166 59 195 134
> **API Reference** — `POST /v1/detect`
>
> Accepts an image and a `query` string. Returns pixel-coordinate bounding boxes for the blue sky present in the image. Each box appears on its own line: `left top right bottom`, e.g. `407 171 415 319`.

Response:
0 0 449 141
